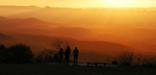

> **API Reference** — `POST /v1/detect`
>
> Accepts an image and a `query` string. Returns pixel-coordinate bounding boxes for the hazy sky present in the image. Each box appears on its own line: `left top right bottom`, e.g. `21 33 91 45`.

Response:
0 0 156 8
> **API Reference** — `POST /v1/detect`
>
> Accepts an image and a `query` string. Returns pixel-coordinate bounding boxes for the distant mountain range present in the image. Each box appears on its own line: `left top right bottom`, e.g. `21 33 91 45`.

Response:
0 32 130 63
0 16 130 52
1 5 156 28
0 16 91 40
1 6 156 62
0 33 11 40
0 6 40 17
0 16 132 63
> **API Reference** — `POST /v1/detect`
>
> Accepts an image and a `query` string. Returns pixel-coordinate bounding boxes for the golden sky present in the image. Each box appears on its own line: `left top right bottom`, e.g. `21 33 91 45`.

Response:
0 0 156 8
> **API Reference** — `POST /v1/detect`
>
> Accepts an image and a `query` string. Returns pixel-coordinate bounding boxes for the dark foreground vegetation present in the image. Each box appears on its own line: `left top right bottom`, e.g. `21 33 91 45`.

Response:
1 44 156 75
0 44 79 64
1 44 156 65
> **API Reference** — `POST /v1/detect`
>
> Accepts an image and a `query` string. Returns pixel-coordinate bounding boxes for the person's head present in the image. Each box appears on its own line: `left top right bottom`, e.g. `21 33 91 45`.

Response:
60 48 63 51
74 47 78 50
66 46 71 51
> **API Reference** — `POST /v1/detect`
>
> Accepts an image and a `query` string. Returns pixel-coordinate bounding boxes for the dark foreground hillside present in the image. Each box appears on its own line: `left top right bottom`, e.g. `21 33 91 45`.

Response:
0 64 156 75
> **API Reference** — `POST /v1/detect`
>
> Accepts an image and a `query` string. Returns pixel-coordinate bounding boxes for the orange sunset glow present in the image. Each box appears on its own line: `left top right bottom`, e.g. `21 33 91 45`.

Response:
0 0 156 8
0 0 156 63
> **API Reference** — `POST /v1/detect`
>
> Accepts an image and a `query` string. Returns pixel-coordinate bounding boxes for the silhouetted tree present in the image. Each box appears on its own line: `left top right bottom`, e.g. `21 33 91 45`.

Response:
73 47 79 64
118 52 134 66
35 50 55 63
52 39 63 50
65 46 71 64
0 45 6 50
0 44 6 63
112 60 118 65
4 44 33 64
141 56 156 67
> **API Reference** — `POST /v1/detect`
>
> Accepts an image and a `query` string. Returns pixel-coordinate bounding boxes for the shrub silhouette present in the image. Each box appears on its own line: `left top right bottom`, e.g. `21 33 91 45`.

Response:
4 44 33 64
112 60 118 65
35 50 56 63
0 44 6 63
118 52 134 66
140 56 156 67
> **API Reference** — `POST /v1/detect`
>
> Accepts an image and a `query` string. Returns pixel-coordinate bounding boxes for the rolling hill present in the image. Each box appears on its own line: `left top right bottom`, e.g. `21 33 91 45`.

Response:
0 6 40 17
0 6 156 61
0 32 131 63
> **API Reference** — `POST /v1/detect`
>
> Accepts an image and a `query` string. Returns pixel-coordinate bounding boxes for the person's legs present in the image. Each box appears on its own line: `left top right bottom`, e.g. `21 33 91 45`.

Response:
73 56 75 64
74 56 78 64
75 57 78 64
66 56 70 64
59 57 63 64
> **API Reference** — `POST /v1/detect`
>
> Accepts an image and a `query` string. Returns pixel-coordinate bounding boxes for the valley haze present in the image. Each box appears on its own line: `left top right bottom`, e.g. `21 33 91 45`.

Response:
0 5 156 63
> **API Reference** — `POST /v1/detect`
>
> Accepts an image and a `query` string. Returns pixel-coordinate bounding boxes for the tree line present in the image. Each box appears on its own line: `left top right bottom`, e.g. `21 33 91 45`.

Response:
0 44 156 66
0 44 79 64
0 44 33 64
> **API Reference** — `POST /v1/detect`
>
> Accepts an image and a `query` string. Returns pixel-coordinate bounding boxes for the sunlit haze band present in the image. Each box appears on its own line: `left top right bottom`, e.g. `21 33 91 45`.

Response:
0 0 156 8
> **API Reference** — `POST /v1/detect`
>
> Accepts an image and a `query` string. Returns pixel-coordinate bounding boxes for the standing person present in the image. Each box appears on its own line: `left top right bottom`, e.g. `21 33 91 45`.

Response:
65 46 71 64
73 47 79 64
58 48 64 64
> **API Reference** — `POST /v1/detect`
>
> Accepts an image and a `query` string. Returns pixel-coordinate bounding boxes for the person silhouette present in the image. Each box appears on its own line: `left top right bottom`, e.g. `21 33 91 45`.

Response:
73 47 79 64
65 46 71 64
58 48 64 64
